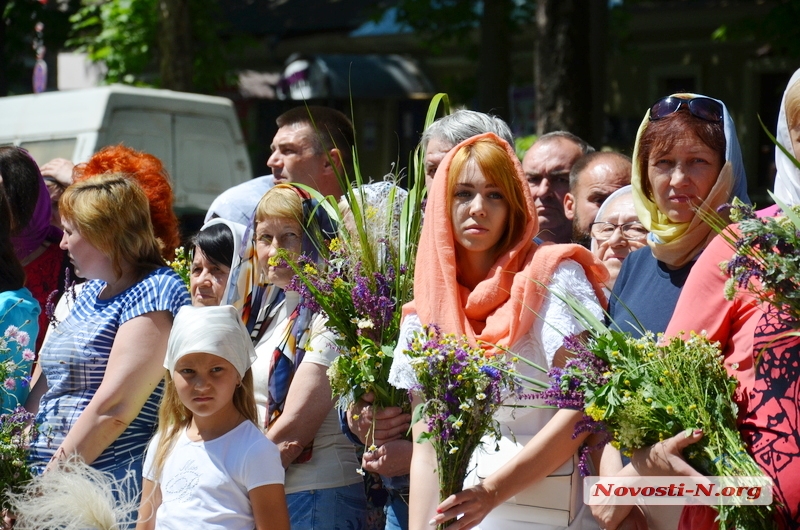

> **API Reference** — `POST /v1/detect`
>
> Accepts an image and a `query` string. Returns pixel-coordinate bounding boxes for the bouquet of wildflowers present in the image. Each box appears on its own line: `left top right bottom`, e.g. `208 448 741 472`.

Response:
0 323 38 509
403 325 522 529
537 300 774 530
285 95 450 436
166 246 191 289
0 406 37 509
704 196 800 326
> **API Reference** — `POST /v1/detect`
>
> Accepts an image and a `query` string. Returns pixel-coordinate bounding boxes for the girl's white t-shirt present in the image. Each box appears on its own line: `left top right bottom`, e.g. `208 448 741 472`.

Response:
142 420 283 530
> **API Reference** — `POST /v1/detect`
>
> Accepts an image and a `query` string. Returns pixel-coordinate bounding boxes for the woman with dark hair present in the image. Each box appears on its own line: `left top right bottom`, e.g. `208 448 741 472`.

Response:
608 93 750 335
642 72 800 530
0 146 67 351
0 187 40 413
190 218 246 307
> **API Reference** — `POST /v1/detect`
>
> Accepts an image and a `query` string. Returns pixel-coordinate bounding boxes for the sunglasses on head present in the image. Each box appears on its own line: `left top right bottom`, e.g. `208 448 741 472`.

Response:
649 96 723 123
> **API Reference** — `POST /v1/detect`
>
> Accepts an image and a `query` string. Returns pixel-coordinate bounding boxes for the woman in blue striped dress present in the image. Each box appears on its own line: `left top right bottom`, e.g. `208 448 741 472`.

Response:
25 173 190 492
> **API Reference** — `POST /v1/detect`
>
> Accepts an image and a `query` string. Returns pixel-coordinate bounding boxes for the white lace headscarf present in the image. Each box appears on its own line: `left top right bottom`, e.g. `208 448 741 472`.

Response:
339 180 408 263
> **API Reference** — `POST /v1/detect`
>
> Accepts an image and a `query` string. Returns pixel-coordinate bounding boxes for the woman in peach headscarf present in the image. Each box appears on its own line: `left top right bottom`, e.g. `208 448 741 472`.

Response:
388 133 608 530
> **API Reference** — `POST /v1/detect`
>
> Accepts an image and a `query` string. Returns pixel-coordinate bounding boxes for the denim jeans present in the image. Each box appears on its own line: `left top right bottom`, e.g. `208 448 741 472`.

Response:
287 482 367 530
384 488 409 530
106 454 144 529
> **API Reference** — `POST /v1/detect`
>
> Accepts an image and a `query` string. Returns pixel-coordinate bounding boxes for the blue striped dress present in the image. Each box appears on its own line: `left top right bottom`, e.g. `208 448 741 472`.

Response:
29 267 190 475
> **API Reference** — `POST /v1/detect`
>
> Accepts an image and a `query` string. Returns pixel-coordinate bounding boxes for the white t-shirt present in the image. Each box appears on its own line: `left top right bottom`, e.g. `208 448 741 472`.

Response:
142 421 284 530
389 260 602 530
252 291 361 495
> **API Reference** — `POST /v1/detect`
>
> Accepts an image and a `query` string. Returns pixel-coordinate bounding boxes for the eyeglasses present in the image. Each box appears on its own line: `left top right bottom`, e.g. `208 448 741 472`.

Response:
649 96 723 123
590 221 648 241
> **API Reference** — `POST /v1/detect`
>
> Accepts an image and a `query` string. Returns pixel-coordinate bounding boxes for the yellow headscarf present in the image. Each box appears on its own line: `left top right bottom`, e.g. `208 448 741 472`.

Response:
630 94 743 268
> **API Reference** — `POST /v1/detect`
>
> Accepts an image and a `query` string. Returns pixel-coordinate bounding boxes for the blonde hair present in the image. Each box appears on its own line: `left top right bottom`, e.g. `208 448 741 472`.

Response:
254 184 303 224
151 368 258 481
786 78 800 130
59 173 164 279
446 138 528 256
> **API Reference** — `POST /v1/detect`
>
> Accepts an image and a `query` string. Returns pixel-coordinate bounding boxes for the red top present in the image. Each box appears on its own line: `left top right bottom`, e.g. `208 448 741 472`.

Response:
23 242 67 352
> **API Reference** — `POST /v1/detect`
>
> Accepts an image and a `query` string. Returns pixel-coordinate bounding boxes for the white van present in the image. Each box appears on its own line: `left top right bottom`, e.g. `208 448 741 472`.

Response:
0 85 252 215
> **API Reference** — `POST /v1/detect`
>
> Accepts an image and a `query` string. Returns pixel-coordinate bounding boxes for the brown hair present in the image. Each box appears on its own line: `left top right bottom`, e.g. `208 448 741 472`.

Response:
276 106 355 176
638 108 725 200
446 138 528 257
59 173 164 279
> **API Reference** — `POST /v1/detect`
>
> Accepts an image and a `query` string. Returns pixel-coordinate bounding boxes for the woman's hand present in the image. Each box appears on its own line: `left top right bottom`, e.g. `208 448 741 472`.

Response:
347 392 411 446
631 429 704 478
429 483 499 530
361 439 412 477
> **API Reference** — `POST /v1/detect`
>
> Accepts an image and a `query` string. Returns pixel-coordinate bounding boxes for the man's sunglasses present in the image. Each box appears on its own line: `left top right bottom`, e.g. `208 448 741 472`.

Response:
649 96 723 123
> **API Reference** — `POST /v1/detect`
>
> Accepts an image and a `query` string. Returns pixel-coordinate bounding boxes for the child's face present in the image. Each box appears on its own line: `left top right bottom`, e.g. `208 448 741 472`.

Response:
173 352 240 420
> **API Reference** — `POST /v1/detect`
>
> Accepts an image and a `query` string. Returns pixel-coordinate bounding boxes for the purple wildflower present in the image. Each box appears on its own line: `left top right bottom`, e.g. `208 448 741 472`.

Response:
480 365 500 379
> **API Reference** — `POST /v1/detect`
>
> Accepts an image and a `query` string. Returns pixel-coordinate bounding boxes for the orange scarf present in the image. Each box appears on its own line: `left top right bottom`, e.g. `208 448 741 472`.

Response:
404 133 608 353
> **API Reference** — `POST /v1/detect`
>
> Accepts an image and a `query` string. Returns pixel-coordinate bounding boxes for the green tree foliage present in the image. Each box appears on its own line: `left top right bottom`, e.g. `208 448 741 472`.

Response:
68 0 158 85
712 0 800 58
67 0 248 92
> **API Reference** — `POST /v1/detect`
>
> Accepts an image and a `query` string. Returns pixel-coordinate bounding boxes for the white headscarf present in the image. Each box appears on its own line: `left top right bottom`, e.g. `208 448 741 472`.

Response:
773 69 800 206
590 184 635 254
197 217 247 304
164 305 256 379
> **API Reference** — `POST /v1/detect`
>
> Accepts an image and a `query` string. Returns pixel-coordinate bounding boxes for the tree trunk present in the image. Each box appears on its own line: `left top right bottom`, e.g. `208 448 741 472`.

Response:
534 0 594 143
477 0 512 121
0 0 9 97
159 0 193 91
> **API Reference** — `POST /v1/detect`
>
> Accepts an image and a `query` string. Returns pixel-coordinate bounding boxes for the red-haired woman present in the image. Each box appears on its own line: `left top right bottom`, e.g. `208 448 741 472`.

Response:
389 133 609 530
73 145 180 260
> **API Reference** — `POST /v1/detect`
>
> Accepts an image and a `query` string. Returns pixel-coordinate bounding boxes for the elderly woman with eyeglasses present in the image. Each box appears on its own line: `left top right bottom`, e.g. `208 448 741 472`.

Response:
589 185 647 292
607 94 750 336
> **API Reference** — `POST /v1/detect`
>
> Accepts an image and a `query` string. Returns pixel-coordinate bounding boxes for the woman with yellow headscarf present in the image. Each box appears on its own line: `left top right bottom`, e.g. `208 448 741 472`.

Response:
608 93 750 335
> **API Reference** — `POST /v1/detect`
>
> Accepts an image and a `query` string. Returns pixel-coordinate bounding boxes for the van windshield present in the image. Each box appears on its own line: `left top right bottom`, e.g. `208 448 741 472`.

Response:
19 138 76 164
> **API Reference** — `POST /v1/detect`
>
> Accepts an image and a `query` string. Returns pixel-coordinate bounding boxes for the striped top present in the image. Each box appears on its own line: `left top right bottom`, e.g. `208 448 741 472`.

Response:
29 267 190 473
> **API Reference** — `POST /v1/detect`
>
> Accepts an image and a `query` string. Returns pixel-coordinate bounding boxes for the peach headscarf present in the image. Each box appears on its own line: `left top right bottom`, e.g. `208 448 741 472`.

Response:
404 133 608 352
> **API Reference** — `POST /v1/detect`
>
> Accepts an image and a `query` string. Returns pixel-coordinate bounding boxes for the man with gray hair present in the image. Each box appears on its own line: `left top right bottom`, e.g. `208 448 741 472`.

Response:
564 151 632 247
522 131 594 244
420 109 514 188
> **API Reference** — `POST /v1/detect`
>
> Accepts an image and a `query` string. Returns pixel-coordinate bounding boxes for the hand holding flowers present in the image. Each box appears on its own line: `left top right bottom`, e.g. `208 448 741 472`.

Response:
539 319 775 530
403 325 522 529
